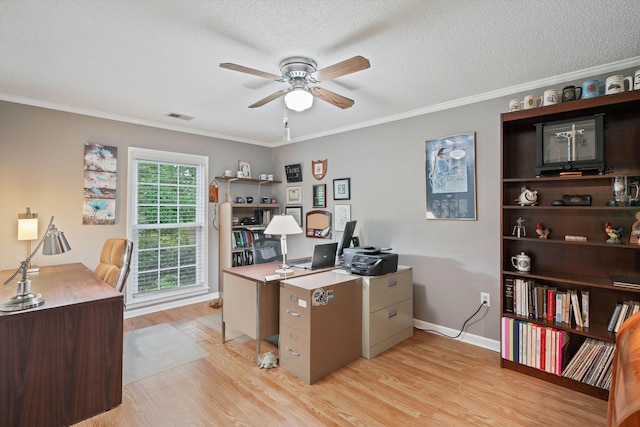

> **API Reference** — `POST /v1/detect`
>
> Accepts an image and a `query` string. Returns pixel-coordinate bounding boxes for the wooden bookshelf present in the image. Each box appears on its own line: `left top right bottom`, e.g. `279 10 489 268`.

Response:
499 90 640 400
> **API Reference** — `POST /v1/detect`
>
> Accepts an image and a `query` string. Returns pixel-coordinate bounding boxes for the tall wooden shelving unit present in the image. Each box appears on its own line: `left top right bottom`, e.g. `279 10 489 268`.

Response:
217 177 281 286
500 90 640 400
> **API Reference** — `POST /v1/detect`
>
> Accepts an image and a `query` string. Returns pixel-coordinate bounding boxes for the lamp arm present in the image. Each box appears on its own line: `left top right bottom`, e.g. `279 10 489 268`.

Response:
3 216 55 286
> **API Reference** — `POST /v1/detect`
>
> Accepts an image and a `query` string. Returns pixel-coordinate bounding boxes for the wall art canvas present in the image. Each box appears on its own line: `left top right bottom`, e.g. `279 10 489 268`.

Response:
83 143 117 225
425 132 477 220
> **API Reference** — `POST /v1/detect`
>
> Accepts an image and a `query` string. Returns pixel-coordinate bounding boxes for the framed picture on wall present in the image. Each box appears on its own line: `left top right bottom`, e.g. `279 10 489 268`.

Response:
425 132 477 220
333 178 350 200
313 184 326 208
285 206 303 227
334 204 351 231
285 186 302 205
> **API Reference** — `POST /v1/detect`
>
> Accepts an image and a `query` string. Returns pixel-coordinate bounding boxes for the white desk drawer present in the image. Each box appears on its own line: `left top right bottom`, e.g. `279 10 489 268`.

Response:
367 269 412 312
369 298 413 346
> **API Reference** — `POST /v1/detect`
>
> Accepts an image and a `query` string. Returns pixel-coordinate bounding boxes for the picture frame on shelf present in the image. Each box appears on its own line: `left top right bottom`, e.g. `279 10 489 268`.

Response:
313 184 326 208
285 206 303 227
238 160 251 178
333 178 350 200
334 204 351 231
285 186 302 205
425 131 477 220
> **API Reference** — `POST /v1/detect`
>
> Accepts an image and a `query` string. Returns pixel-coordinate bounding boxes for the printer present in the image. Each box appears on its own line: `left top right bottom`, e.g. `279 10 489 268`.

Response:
343 246 386 269
347 248 398 276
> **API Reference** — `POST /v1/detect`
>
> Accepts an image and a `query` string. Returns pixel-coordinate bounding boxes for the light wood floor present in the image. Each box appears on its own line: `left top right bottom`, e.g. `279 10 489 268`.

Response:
75 302 607 426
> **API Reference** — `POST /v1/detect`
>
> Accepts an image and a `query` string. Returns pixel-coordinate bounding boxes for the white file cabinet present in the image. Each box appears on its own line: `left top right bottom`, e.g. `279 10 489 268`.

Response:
361 266 413 359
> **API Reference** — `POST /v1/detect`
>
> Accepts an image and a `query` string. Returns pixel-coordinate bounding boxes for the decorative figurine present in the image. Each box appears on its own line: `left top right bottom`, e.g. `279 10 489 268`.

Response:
512 217 526 237
605 222 626 244
516 185 538 206
630 212 640 245
258 351 278 369
536 223 550 239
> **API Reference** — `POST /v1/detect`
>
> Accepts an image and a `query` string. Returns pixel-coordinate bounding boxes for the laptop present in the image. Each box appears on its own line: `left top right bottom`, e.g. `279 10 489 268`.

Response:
289 242 338 270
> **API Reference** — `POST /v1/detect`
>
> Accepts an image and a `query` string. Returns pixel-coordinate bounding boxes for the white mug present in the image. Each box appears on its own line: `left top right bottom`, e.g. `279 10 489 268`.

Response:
523 95 542 109
511 252 531 272
605 74 632 95
508 99 521 112
267 174 274 181
224 169 233 177
543 89 558 106
259 174 267 180
634 69 640 90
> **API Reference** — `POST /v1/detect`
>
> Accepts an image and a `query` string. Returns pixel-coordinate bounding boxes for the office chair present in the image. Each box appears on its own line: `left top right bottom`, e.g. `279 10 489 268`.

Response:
94 238 133 292
252 238 282 264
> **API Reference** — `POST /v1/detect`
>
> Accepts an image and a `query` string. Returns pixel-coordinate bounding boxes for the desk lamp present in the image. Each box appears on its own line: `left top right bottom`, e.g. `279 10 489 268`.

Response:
1 216 71 312
264 214 302 277
18 207 39 272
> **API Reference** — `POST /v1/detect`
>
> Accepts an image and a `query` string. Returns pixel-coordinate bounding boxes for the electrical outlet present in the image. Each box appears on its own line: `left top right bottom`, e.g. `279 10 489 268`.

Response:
481 292 490 307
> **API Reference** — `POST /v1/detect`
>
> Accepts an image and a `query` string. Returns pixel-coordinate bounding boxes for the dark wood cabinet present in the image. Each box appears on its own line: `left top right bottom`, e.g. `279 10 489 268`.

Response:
1 264 123 426
500 91 640 400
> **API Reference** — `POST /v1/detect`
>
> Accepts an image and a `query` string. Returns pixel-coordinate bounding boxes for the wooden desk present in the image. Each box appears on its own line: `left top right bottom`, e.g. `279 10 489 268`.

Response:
0 263 123 427
222 261 335 365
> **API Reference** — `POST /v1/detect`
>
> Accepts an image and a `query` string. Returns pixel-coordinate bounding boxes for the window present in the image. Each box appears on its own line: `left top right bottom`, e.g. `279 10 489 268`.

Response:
127 148 208 308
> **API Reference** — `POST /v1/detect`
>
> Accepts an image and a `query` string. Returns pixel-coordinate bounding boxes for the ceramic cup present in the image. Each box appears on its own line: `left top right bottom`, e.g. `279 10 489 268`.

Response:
508 99 521 112
635 69 640 90
543 89 559 106
245 197 254 204
562 85 581 102
511 252 531 272
582 79 602 99
605 74 633 95
523 95 542 109
267 174 274 180
259 174 267 180
236 171 243 178
260 197 269 204
224 169 233 177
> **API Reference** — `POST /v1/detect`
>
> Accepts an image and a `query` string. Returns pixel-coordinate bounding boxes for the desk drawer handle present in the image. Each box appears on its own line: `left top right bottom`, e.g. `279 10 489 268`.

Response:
287 347 300 356
388 278 397 288
388 308 398 319
286 309 301 317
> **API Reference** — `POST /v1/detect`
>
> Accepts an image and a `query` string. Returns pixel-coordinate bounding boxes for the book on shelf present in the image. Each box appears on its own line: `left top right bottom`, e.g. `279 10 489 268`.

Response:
608 303 623 332
570 290 584 327
612 276 640 290
581 290 590 327
504 277 514 314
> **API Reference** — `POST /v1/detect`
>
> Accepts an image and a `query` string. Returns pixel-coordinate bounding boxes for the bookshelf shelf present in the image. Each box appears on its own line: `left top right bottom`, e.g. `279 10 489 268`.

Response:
500 90 640 400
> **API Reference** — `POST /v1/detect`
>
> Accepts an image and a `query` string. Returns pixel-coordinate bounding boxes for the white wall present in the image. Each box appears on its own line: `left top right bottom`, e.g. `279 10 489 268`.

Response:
0 102 274 299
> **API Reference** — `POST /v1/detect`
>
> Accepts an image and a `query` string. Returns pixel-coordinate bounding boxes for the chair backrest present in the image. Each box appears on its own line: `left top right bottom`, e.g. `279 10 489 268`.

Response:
252 238 282 264
94 238 133 292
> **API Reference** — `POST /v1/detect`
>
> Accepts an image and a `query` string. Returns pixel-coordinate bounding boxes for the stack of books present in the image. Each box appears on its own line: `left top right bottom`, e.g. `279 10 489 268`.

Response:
504 278 589 327
608 300 640 333
501 317 570 376
562 338 615 390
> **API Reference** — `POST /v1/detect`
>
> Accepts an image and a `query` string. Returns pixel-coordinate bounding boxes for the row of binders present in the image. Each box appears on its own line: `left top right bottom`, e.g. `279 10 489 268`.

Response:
231 249 254 267
608 300 640 333
504 277 589 327
231 229 264 249
501 317 570 376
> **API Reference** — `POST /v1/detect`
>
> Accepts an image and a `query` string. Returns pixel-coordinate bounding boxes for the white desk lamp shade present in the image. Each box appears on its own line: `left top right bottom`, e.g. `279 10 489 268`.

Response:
264 214 302 277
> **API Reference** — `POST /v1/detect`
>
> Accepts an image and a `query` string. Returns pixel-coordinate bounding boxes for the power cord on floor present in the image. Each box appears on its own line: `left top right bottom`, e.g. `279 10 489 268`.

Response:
419 301 488 339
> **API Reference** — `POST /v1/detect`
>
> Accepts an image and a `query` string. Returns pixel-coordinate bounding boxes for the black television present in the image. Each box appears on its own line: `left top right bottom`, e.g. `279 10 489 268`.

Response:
337 220 357 257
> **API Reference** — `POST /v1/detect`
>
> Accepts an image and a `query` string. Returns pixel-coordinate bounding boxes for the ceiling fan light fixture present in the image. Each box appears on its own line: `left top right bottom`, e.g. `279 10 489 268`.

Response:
285 88 313 112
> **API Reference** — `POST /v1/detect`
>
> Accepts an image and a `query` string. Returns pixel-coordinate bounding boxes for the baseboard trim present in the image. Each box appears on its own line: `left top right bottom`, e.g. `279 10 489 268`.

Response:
413 319 501 353
124 292 220 319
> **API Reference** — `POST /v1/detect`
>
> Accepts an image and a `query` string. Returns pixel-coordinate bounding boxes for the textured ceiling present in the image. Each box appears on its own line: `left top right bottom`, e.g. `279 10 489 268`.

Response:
1 0 639 146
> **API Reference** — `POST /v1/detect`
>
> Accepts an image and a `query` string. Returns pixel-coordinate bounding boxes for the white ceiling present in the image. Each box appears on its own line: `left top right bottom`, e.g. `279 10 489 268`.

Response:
1 0 639 146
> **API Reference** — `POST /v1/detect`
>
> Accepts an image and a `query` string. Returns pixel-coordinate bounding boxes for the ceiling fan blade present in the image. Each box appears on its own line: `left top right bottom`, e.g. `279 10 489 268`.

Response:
315 56 370 82
220 63 283 81
310 87 355 109
249 89 288 108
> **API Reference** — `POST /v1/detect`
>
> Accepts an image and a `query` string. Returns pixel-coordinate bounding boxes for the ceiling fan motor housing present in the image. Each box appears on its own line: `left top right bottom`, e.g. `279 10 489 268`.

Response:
279 57 317 83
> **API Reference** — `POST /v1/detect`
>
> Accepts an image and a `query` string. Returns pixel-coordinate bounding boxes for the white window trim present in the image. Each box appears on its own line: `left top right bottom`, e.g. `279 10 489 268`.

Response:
126 147 209 310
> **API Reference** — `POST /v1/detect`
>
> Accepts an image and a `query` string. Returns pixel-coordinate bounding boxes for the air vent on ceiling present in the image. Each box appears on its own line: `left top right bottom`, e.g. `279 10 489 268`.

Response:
166 112 194 121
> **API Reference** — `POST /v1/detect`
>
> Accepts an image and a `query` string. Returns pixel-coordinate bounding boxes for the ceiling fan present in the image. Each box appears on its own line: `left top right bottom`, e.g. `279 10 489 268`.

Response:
220 56 370 111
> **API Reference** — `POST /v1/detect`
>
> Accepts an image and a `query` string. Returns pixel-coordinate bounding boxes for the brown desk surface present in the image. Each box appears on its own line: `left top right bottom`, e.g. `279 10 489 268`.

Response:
1 262 122 315
222 260 338 284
